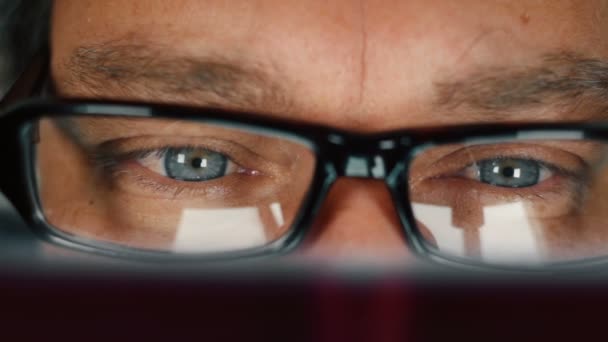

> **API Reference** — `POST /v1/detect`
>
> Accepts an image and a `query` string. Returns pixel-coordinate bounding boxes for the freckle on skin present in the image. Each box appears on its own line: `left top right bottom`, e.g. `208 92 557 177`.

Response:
520 13 531 25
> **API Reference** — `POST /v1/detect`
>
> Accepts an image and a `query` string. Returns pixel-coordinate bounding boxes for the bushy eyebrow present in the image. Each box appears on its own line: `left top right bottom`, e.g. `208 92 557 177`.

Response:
434 51 608 118
60 41 290 110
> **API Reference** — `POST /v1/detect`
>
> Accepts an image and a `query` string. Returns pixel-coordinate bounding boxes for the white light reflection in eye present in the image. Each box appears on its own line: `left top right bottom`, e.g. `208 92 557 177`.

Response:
412 203 466 257
172 207 266 253
479 201 542 264
513 168 521 178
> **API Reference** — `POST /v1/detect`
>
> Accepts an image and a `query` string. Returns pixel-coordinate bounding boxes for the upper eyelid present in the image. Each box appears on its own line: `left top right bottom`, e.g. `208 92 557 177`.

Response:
64 116 298 167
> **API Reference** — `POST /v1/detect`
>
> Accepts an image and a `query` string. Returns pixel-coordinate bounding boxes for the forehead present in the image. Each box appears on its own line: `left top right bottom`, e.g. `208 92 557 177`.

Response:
51 0 608 129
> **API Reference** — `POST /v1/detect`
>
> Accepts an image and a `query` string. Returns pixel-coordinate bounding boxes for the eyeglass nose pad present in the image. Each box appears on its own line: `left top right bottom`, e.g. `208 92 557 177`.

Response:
294 177 415 262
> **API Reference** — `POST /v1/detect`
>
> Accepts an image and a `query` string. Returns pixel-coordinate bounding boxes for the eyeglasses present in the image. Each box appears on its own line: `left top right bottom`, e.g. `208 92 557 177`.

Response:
4 56 608 271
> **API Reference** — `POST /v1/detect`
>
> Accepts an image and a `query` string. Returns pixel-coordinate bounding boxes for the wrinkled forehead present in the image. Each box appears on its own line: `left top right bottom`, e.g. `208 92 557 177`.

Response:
50 0 608 129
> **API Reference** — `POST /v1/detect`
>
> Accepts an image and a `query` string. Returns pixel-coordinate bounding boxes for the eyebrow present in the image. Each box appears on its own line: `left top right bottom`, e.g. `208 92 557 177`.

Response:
434 51 608 120
60 41 290 110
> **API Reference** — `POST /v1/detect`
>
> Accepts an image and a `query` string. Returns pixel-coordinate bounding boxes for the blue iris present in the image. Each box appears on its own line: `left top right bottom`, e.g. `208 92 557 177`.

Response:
164 147 228 181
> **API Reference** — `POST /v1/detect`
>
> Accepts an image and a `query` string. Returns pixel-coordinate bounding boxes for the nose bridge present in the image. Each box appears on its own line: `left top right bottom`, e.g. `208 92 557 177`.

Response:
298 176 412 261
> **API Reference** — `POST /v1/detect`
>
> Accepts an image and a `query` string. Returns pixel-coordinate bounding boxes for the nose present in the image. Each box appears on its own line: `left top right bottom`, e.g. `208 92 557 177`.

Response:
296 178 414 263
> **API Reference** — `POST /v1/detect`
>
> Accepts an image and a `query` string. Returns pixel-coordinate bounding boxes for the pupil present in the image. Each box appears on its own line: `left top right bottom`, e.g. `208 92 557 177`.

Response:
191 157 204 168
502 167 515 178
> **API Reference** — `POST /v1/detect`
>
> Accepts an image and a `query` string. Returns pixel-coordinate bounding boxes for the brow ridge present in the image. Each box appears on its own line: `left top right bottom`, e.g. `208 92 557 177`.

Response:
59 40 289 110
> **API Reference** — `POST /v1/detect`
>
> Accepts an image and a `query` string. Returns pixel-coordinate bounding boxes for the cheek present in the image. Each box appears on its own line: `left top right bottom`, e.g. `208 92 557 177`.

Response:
536 171 608 260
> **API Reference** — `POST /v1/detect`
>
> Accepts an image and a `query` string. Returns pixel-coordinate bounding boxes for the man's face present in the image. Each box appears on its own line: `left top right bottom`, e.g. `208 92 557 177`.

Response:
42 0 608 262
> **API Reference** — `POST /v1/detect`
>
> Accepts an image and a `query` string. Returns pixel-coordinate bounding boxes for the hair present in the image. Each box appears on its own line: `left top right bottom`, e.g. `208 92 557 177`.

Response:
0 0 52 97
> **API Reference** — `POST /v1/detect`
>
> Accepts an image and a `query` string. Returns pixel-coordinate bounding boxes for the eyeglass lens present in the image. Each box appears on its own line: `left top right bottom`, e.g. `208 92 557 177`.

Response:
35 116 316 253
409 136 608 266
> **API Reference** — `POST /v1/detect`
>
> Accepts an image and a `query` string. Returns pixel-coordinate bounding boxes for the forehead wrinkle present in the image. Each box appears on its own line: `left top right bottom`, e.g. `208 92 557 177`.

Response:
434 50 608 119
58 39 292 111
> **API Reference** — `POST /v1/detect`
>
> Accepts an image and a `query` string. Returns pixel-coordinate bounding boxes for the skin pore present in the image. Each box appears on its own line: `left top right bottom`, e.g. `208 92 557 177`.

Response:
44 0 608 263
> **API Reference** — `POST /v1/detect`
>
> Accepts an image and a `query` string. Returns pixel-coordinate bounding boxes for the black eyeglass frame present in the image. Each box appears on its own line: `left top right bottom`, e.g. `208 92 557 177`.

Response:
4 55 608 271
